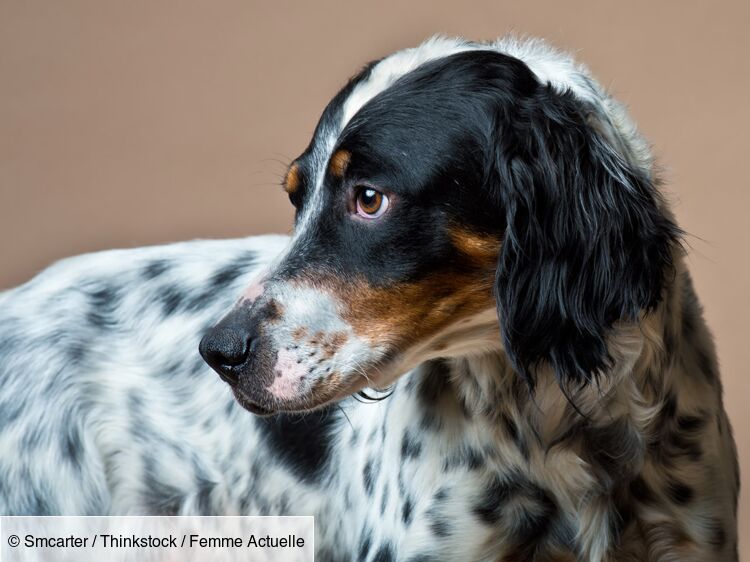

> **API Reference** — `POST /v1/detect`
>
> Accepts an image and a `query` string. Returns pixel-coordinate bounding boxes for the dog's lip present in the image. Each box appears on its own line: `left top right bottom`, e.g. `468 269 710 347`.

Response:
232 389 276 416
231 374 371 416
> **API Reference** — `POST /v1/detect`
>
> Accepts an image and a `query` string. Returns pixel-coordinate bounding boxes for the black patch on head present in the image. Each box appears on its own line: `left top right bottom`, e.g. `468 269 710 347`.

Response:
372 543 395 562
257 407 339 485
285 47 676 394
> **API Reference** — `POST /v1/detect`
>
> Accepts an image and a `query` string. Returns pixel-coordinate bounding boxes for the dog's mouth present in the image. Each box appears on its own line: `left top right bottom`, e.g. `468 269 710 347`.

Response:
232 389 277 416
230 369 374 417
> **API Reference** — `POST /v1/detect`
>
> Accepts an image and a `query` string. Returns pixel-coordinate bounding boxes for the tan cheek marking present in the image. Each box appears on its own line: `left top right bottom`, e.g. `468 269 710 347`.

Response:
292 327 308 341
449 226 501 267
310 370 366 405
284 163 301 194
332 231 501 346
265 299 283 323
329 149 351 178
323 271 496 348
319 331 349 360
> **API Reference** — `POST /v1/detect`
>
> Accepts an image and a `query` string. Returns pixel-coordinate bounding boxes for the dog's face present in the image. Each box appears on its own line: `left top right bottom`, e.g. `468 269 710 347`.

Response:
200 39 679 415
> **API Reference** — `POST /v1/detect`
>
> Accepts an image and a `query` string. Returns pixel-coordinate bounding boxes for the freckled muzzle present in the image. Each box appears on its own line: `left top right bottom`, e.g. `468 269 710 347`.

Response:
199 275 374 416
199 300 280 415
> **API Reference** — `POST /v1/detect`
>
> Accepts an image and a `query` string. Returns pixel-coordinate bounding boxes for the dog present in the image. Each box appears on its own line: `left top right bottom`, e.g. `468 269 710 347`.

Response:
0 36 739 561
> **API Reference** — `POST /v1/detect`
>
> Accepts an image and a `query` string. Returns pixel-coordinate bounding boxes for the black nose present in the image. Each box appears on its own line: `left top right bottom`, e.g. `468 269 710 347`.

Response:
199 327 250 386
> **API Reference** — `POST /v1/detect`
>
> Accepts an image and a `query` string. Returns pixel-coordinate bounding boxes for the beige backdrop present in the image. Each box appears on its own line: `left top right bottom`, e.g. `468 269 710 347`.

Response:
1 0 748 555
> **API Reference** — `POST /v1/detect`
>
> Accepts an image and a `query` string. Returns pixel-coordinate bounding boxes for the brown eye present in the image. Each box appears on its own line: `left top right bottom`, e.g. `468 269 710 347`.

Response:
355 188 389 219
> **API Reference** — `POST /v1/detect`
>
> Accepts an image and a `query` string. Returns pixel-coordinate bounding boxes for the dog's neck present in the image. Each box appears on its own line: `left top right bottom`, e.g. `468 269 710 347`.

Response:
391 263 687 562
409 257 688 463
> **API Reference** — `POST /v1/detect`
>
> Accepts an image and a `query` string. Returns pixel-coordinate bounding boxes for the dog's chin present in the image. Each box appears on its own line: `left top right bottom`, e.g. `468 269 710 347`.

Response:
232 389 277 416
231 387 348 417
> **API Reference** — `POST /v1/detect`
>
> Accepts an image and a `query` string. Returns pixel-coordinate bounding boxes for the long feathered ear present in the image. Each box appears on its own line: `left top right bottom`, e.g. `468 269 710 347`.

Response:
493 87 680 389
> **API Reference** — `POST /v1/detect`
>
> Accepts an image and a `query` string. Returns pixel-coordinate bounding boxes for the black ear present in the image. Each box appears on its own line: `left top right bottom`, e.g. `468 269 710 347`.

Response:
493 87 680 388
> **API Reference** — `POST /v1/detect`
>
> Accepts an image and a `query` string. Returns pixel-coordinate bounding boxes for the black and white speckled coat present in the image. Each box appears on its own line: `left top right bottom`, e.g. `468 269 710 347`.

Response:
0 36 739 561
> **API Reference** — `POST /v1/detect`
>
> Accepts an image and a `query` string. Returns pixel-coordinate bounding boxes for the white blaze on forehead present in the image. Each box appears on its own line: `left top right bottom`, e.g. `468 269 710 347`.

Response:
338 34 651 169
340 36 475 127
294 34 650 250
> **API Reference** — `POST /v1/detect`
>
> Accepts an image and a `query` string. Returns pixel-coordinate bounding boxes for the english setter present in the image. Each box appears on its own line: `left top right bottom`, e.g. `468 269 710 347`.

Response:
0 36 739 561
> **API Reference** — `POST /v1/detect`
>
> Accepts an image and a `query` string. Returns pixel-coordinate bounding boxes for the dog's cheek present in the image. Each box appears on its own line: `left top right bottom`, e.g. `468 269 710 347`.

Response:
267 348 309 400
336 274 496 350
260 283 378 402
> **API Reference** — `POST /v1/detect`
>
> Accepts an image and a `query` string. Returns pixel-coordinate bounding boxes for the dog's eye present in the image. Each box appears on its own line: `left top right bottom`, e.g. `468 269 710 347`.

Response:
355 188 389 219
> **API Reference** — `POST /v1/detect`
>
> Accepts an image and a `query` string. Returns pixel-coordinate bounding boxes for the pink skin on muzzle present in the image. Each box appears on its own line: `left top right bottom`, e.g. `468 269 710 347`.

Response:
268 348 308 400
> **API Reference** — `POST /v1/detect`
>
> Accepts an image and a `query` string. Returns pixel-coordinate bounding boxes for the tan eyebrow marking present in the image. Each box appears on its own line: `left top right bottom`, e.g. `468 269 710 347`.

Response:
448 226 501 266
284 163 301 194
329 149 351 178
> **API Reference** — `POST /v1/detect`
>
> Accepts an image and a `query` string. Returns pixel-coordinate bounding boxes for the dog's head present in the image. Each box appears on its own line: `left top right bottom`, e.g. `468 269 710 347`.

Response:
200 37 679 415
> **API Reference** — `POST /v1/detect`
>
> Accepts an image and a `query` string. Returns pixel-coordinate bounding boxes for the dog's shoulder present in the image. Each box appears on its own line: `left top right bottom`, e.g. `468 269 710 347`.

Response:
0 234 289 391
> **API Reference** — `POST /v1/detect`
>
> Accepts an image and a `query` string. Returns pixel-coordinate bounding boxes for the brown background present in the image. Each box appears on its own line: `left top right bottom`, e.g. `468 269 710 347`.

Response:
1 0 748 555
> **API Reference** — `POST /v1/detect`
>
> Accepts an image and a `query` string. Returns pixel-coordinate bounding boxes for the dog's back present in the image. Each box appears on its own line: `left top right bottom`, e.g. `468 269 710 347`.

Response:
0 236 288 515
0 35 741 562
0 236 740 560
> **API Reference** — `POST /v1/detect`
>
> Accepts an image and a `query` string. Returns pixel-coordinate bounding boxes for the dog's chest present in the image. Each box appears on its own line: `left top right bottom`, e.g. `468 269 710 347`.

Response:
309 383 578 561
317 398 498 560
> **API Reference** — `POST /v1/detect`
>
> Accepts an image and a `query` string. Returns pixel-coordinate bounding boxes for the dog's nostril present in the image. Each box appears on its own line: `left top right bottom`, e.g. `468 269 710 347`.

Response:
199 328 250 385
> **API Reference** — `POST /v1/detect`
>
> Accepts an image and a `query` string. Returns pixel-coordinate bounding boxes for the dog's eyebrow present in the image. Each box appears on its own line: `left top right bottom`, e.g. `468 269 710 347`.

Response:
284 163 302 194
329 149 351 178
448 226 500 266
